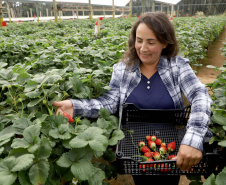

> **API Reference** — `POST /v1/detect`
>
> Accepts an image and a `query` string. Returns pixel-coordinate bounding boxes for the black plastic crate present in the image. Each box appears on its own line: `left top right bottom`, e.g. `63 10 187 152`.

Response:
116 103 221 176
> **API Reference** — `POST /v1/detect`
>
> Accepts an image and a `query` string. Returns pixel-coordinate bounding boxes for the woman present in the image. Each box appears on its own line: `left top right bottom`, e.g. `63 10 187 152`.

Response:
53 12 212 184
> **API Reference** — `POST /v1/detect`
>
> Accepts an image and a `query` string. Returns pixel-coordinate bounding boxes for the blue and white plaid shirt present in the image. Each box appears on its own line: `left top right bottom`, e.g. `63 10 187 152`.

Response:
71 56 213 151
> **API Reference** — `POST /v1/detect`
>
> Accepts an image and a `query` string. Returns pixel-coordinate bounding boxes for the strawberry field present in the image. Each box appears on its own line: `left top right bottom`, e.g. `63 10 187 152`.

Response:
0 16 226 185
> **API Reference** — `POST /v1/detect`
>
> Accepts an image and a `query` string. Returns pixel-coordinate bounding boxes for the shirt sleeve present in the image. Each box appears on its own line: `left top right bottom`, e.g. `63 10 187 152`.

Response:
178 58 213 151
70 62 123 118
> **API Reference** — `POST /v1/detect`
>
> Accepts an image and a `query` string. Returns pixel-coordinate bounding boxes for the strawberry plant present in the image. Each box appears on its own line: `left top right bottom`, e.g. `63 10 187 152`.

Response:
1 16 226 184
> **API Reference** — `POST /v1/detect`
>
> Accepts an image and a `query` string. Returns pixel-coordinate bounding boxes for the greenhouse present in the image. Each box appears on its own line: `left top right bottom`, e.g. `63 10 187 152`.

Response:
0 0 226 185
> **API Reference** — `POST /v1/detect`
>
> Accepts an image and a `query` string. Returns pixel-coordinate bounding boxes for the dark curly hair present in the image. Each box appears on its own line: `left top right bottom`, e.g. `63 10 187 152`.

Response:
122 11 179 67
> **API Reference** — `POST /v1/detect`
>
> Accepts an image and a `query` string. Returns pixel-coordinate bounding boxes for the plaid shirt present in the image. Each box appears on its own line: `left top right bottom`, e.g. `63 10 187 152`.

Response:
71 56 213 151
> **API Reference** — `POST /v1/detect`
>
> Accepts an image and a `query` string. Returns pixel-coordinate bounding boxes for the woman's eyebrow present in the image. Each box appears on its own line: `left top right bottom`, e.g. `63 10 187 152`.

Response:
136 37 156 41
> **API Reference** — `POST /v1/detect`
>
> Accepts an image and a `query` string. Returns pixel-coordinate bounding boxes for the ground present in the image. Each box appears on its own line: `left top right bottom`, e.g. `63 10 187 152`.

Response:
108 26 226 185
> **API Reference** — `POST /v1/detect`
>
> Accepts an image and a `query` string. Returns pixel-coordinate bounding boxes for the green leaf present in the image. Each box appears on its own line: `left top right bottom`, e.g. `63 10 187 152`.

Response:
24 81 39 93
49 124 72 140
27 98 43 108
23 123 41 143
88 167 105 185
0 138 10 147
211 112 226 126
215 167 226 185
203 173 216 185
108 130 125 146
218 140 226 147
99 108 111 119
70 127 108 152
11 138 30 149
33 137 52 160
71 159 94 181
11 154 35 172
25 90 42 99
29 160 50 185
0 147 4 155
16 73 31 85
57 152 74 168
12 118 33 134
0 132 15 142
0 157 17 185
18 170 32 185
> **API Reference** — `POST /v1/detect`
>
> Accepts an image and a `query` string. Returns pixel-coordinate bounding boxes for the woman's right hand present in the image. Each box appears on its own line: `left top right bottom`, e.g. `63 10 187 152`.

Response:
52 100 74 118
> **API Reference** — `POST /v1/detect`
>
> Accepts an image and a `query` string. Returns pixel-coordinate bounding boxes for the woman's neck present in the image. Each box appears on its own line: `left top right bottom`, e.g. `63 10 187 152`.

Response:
140 62 158 79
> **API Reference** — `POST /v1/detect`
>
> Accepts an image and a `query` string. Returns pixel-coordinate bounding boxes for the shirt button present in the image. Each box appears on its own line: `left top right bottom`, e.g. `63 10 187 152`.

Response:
147 81 150 84
147 86 150 89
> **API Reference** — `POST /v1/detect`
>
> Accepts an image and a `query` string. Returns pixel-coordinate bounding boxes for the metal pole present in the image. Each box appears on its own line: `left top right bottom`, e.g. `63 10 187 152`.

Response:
0 0 3 27
6 2 11 23
53 0 58 23
129 0 132 19
112 0 115 19
89 0 92 20
152 1 155 12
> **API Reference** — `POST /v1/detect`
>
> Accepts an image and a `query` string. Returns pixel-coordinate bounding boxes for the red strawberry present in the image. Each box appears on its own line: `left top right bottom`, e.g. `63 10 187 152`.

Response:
148 141 156 151
167 155 176 160
161 163 168 172
151 135 157 141
63 112 74 122
190 168 194 172
160 142 166 147
167 141 176 153
146 157 154 168
155 138 162 145
153 151 160 161
139 164 145 172
138 141 145 147
146 135 151 141
141 146 151 153
159 146 167 154
144 152 153 158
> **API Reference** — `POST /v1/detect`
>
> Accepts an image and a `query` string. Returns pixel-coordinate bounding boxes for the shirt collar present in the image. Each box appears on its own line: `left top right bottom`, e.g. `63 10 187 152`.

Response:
131 56 170 72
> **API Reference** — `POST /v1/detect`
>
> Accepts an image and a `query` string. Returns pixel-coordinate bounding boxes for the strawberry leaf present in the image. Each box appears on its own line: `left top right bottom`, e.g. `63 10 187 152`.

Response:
12 118 33 134
18 170 32 185
69 127 108 152
11 154 35 172
108 130 125 146
71 159 94 181
0 157 17 185
87 167 105 185
29 160 50 185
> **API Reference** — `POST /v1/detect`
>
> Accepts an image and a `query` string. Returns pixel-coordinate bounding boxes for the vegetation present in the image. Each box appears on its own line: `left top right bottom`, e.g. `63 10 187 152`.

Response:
0 16 225 185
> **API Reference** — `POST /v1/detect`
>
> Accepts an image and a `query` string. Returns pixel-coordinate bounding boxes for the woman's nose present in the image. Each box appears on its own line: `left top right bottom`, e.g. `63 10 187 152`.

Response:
140 43 148 52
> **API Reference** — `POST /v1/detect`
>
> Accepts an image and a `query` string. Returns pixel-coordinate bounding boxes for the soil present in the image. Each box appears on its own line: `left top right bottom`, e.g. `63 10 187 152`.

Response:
108 26 226 185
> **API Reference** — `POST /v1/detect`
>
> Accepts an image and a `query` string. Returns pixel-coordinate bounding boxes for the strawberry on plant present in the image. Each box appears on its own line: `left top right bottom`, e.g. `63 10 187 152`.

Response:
155 138 162 145
159 146 167 154
151 135 157 141
153 151 160 161
63 112 74 122
138 141 145 147
146 135 151 141
148 140 156 151
141 146 151 153
167 141 176 153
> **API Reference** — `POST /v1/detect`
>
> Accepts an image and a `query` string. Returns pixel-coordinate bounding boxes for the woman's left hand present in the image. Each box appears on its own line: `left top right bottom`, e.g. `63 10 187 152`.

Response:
172 144 202 171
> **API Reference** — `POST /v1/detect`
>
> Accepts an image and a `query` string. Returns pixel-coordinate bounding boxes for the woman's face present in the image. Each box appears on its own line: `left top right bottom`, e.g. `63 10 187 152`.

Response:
135 23 167 66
